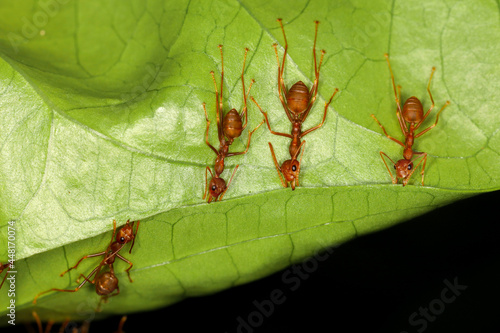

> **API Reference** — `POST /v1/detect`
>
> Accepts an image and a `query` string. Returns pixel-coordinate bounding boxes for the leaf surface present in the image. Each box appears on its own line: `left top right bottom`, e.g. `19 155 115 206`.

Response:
0 0 498 322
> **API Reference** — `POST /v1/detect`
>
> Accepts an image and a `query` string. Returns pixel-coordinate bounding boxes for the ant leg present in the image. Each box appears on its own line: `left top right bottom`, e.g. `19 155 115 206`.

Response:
114 316 127 333
301 88 339 137
0 271 7 289
32 311 54 333
295 141 306 187
379 151 398 184
415 101 450 138
58 318 71 333
276 18 288 88
217 45 224 120
105 219 118 253
410 152 428 186
272 44 293 123
226 119 264 157
240 48 251 131
219 165 239 201
80 321 90 333
96 286 120 312
96 287 118 313
33 266 100 304
203 167 214 200
268 142 287 188
292 140 307 161
300 50 325 123
210 69 224 143
302 20 324 122
313 20 322 75
273 21 294 123
384 54 405 134
32 311 43 333
418 152 428 186
75 271 97 285
116 253 134 283
0 264 10 289
96 297 106 313
415 67 437 130
241 78 255 131
395 85 407 135
371 114 405 147
128 220 140 254
250 97 292 139
203 103 219 155
59 252 106 277
427 67 436 106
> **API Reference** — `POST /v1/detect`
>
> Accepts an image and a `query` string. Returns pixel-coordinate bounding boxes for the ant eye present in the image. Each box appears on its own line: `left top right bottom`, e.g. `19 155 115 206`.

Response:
120 237 125 242
408 164 412 170
394 165 396 169
212 185 216 191
292 165 297 171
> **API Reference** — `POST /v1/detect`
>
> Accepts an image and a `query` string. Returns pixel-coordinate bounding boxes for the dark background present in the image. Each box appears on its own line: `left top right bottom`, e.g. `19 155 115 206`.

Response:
11 190 500 333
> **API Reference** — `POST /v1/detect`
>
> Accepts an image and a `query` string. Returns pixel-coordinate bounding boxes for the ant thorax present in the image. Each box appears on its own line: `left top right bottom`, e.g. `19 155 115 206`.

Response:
214 153 226 175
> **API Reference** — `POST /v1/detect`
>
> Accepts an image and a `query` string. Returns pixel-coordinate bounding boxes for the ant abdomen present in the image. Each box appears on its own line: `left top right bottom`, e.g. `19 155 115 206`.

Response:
223 109 244 140
403 96 423 122
287 81 309 114
95 271 118 296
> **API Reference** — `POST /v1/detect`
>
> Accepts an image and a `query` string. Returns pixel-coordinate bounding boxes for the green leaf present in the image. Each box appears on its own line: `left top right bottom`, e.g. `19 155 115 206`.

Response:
0 0 499 323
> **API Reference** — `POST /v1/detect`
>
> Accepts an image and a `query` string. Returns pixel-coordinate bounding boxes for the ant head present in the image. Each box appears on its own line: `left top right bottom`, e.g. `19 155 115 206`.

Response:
208 177 227 201
281 159 301 189
95 271 118 296
394 159 414 185
116 220 135 244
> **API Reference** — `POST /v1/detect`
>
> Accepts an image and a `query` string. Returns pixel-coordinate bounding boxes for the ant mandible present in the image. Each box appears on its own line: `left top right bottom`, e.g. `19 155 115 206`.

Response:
33 220 139 307
251 18 338 189
0 262 11 289
371 53 450 186
202 45 264 202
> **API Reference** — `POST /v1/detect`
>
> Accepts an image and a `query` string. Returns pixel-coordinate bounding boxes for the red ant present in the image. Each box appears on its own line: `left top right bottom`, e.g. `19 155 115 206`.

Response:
30 311 68 333
371 54 450 186
0 262 11 289
30 311 127 333
203 45 264 202
30 311 77 333
251 18 338 189
33 220 139 309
